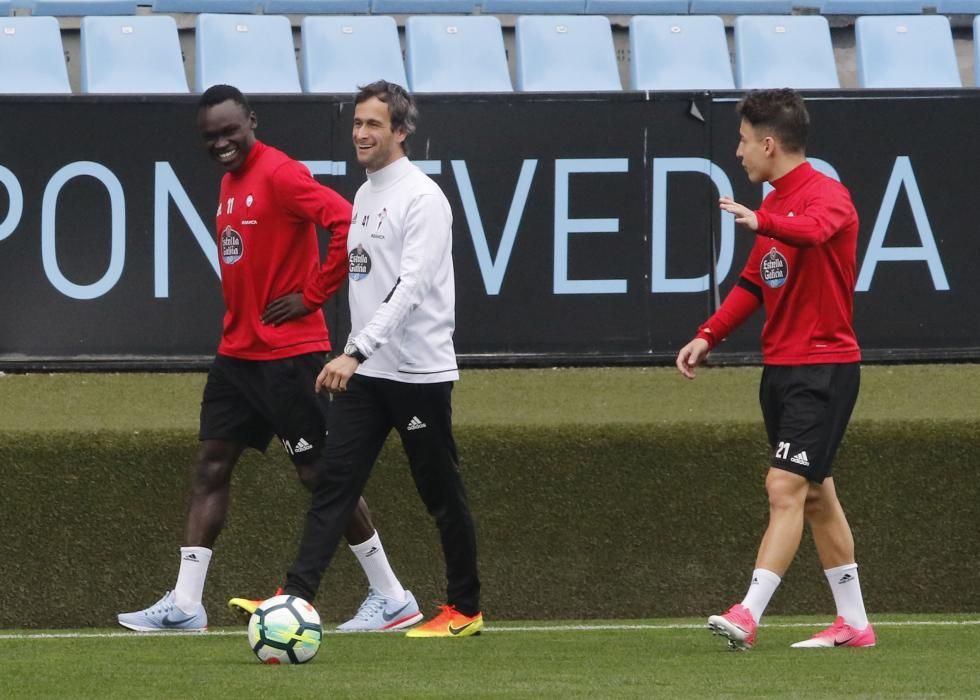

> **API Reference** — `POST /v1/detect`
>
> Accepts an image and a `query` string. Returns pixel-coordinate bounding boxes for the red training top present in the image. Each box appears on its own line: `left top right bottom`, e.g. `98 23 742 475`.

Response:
697 161 862 365
214 141 351 360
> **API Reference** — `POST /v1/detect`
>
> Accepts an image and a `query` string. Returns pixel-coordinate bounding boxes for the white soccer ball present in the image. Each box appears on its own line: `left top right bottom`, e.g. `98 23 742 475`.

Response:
247 594 322 664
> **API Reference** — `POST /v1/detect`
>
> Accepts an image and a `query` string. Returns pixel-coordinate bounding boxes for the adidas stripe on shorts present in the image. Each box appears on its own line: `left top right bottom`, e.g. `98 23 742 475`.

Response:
759 363 860 484
199 352 330 465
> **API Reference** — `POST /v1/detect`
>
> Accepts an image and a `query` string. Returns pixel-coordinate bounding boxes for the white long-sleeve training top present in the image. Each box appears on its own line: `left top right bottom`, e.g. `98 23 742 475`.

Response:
346 156 459 383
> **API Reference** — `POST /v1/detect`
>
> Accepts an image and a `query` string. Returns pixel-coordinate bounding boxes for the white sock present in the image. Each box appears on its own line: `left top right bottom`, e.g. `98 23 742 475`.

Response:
174 546 212 613
350 531 406 602
740 568 782 624
824 563 869 629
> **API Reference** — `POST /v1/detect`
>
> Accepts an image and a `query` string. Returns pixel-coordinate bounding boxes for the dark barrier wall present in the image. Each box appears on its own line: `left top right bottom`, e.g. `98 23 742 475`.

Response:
0 92 976 367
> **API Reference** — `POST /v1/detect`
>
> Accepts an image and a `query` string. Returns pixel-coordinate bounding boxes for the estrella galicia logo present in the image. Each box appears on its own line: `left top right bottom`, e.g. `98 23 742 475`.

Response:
220 226 244 264
761 247 788 288
349 244 371 281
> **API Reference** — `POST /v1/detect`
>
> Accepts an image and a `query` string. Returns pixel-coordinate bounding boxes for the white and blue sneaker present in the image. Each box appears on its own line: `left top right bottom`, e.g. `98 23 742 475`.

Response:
337 588 423 632
117 591 208 632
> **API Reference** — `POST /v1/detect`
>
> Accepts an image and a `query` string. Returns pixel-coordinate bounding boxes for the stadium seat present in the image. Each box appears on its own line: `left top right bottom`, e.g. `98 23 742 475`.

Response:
195 14 301 93
152 0 261 12
514 15 621 91
975 16 980 87
301 16 407 93
818 1 924 13
586 0 689 13
0 17 71 94
27 0 137 14
629 15 734 90
690 0 793 13
855 15 960 88
935 0 980 12
734 15 839 89
370 0 475 12
404 16 512 92
482 0 586 12
80 16 187 93
265 0 369 11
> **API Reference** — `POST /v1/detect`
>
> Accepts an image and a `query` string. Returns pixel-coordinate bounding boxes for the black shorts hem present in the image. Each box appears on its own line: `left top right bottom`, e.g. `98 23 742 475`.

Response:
771 460 827 484
198 430 271 454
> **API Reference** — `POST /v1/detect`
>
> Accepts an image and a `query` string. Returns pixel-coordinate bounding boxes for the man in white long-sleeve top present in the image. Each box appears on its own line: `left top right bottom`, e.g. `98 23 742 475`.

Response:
280 80 483 637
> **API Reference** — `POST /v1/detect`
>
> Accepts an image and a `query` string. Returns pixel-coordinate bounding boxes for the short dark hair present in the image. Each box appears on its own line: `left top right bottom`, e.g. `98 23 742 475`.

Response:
736 89 809 154
198 84 252 117
355 80 418 154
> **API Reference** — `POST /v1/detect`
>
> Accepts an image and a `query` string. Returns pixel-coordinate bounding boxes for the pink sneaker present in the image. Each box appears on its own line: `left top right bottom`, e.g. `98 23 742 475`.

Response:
707 603 757 650
791 617 876 648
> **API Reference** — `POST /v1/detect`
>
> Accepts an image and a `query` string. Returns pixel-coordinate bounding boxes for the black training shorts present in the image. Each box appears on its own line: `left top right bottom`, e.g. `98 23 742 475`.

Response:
199 352 329 465
759 362 860 484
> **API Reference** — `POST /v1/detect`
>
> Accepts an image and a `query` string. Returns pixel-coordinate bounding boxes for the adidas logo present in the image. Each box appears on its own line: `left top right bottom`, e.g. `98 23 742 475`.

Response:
183 553 198 562
293 438 313 453
407 416 427 431
838 573 854 585
365 546 380 558
751 577 759 585
790 451 810 467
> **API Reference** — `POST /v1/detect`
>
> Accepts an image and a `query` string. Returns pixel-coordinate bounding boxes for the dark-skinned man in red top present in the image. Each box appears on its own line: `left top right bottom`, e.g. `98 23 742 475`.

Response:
119 85 421 633
676 89 874 651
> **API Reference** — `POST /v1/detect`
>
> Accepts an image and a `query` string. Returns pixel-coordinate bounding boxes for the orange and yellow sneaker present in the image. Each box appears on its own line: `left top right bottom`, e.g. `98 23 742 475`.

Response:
404 604 483 638
228 587 283 624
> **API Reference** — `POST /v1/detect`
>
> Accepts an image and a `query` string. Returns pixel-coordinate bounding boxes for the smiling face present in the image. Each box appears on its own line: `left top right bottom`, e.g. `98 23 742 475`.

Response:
352 96 407 173
198 99 257 172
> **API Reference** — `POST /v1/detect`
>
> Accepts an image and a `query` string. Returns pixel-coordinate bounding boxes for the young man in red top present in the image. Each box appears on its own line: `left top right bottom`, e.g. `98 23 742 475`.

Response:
118 85 420 633
676 89 875 650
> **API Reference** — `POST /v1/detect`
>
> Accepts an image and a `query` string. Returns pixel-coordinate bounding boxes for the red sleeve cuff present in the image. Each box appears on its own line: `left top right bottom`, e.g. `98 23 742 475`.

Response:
754 209 770 233
696 326 718 350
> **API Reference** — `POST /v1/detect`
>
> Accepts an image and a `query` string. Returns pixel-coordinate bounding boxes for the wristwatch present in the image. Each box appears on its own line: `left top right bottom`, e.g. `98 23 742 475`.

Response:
343 341 367 363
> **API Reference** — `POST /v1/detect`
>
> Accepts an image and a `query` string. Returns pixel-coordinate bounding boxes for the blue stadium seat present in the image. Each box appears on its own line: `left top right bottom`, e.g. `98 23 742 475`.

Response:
0 17 70 94
265 0 369 11
586 0 688 13
370 0 475 12
301 16 406 93
28 0 137 14
629 15 734 90
152 0 261 12
195 14 301 93
855 15 960 88
934 0 980 11
482 0 585 12
690 0 793 13
975 15 980 86
734 15 839 89
819 1 924 13
80 16 188 93
405 16 512 92
515 15 620 91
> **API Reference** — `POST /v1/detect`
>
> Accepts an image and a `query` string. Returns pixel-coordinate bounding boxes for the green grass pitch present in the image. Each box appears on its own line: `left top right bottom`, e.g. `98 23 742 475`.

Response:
1 366 977 696
2 615 979 698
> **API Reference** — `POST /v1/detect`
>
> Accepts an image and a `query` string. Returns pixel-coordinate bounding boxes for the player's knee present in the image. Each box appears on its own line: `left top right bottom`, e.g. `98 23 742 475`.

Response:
765 470 806 512
295 462 318 491
804 489 826 519
193 449 235 492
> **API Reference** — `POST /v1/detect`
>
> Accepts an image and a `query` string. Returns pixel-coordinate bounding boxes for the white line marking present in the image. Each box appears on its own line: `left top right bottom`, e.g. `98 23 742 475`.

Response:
1 619 978 641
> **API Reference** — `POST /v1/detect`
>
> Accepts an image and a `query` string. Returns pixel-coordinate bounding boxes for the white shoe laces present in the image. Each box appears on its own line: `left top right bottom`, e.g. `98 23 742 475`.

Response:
144 592 175 616
350 590 387 622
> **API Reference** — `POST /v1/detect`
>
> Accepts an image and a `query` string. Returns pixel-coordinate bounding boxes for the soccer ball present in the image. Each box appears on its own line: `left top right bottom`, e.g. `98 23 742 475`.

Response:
247 594 322 665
